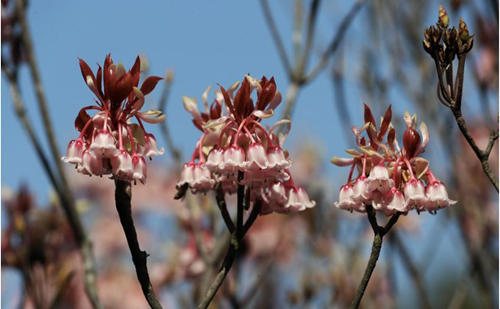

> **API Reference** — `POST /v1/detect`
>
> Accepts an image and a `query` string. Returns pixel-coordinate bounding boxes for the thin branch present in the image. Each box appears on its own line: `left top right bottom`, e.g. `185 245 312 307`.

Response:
259 0 293 76
242 200 262 235
304 0 365 83
15 0 73 199
157 71 182 168
297 0 320 76
197 235 238 309
450 107 498 191
114 180 163 309
349 231 382 309
2 63 102 309
350 206 400 309
216 186 235 233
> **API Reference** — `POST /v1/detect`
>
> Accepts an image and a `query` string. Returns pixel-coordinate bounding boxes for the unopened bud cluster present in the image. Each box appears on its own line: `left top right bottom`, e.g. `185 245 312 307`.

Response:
423 5 473 60
332 105 456 215
176 75 315 214
62 55 165 184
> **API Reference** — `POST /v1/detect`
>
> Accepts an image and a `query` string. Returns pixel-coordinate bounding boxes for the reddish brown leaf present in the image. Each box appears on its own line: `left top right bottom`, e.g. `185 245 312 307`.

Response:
130 56 141 87
110 72 133 105
378 105 392 140
234 78 252 117
103 54 113 98
96 65 103 95
140 76 162 95
387 127 395 150
257 78 276 110
78 58 95 83
220 85 237 119
364 104 376 128
74 109 93 140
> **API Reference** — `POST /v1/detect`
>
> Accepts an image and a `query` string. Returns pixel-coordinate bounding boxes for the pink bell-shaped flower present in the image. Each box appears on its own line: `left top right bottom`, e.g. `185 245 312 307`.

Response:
351 176 370 204
268 182 287 206
266 147 289 170
367 165 394 193
90 130 118 158
132 154 147 184
206 148 224 173
245 143 268 170
111 151 134 181
404 178 427 210
62 139 86 164
334 184 359 211
143 134 164 158
177 163 195 189
191 163 215 193
385 187 407 213
78 150 106 176
425 181 457 210
285 187 315 211
222 145 246 173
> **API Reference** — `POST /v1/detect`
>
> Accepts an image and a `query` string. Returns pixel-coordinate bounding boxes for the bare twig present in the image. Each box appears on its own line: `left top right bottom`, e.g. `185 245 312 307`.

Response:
197 175 263 309
304 0 365 83
216 186 236 233
157 70 182 168
258 0 293 76
114 180 163 309
350 206 400 309
10 2 102 307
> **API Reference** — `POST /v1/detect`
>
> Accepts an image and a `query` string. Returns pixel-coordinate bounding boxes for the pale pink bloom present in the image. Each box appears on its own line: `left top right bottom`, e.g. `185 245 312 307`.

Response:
385 187 407 213
351 176 370 204
205 148 224 173
62 139 86 164
334 184 358 210
425 181 457 210
285 187 315 211
132 154 147 184
78 150 106 176
222 145 245 173
90 130 118 158
367 165 394 193
143 134 164 158
245 143 268 170
267 147 289 170
177 163 195 189
404 179 427 209
111 151 133 181
191 163 215 193
371 190 389 211
268 182 287 205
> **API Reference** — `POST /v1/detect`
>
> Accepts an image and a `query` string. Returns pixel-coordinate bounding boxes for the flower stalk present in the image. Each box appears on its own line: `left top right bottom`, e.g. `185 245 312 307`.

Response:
350 206 400 309
114 180 163 309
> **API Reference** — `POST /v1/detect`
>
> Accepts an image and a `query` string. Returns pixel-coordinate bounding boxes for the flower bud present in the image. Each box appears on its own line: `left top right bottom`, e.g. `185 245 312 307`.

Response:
437 5 449 28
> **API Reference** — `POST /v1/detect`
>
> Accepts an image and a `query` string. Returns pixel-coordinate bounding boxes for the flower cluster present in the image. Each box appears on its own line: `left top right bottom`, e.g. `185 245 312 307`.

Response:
331 105 456 215
62 54 165 184
176 75 315 214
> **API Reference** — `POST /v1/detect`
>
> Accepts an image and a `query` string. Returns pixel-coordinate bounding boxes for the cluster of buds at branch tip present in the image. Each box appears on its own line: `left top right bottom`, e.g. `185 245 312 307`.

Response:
175 75 315 214
62 54 165 184
423 5 473 58
331 105 456 215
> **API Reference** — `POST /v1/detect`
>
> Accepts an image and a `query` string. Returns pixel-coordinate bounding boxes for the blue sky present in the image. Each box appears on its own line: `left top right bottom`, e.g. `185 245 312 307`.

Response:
1 0 369 199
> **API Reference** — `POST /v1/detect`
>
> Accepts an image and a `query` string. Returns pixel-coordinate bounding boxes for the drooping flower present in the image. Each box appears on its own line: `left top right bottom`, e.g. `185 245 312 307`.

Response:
175 75 315 215
62 54 165 184
331 105 456 215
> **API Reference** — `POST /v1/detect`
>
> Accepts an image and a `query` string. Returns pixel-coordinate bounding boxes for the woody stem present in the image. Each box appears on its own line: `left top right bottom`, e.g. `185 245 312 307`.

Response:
114 180 163 309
